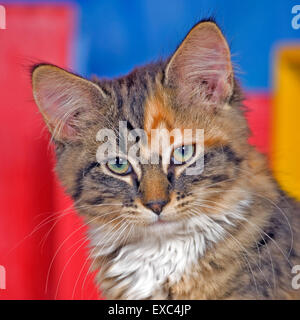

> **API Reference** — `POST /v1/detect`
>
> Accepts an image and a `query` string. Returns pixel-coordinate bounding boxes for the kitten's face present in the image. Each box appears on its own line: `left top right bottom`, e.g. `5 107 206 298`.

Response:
32 22 251 245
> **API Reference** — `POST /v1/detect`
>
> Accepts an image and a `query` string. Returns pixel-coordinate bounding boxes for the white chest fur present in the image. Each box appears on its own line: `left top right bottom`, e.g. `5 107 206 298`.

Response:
102 213 229 299
105 234 204 299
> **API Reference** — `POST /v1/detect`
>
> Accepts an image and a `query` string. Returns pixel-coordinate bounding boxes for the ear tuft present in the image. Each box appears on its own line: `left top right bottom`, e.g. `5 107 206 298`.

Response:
32 64 106 141
165 21 233 106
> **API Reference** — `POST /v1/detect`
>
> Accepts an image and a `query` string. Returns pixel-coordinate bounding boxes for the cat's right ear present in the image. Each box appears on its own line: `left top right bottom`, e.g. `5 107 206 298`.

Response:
32 64 106 142
164 21 233 106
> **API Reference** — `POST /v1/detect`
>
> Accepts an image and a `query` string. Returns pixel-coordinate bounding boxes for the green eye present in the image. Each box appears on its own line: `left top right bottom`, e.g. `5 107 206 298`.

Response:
107 157 132 175
172 145 195 165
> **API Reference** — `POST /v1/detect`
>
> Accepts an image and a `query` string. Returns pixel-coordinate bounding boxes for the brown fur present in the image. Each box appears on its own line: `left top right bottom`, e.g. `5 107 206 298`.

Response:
139 166 170 205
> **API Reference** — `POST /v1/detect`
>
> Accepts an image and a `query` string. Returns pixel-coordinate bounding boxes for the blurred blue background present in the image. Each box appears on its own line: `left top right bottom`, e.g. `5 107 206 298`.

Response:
3 0 300 89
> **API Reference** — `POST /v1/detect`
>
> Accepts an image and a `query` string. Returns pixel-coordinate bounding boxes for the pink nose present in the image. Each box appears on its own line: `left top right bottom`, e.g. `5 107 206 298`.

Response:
145 200 167 215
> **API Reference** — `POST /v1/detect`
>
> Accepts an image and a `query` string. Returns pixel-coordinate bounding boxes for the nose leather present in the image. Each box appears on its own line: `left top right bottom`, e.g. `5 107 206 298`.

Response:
145 200 167 215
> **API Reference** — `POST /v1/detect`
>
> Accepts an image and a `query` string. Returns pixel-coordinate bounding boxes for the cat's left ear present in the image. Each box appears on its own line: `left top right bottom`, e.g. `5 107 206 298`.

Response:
32 64 106 142
165 21 233 105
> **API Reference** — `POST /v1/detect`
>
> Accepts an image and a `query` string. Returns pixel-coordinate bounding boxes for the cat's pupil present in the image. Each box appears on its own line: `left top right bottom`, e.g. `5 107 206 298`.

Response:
115 157 125 166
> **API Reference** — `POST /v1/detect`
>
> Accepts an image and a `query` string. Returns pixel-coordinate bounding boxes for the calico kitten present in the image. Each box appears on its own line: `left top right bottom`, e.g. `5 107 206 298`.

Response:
31 20 300 299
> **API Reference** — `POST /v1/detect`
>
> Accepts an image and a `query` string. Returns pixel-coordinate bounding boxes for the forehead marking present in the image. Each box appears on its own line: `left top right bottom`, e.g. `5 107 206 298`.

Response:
144 89 175 139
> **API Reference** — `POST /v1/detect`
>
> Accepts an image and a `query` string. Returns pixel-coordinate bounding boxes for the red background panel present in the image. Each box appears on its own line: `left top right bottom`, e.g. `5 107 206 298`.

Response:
245 93 270 156
0 5 98 300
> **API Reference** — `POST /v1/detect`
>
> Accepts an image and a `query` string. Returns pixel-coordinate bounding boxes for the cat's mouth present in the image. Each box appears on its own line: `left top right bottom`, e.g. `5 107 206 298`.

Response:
148 216 178 227
144 217 184 237
153 219 168 225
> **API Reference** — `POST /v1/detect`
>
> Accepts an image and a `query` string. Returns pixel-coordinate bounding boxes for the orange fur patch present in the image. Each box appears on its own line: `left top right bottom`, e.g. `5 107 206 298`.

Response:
144 88 175 142
144 88 228 151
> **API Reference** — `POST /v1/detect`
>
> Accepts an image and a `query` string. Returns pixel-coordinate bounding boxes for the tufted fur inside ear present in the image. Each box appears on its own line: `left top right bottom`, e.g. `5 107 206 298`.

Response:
32 64 106 141
165 21 233 106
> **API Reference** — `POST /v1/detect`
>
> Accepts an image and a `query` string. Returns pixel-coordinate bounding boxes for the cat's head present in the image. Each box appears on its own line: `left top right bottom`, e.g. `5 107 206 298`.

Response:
32 21 255 248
